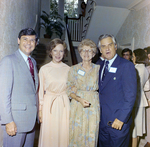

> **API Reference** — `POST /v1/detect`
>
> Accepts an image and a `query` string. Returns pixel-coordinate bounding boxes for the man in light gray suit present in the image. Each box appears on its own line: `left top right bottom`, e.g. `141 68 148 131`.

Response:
0 28 39 147
0 125 3 147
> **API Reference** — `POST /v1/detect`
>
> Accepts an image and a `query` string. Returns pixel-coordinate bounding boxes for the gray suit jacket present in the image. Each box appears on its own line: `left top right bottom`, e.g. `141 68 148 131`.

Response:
0 50 38 133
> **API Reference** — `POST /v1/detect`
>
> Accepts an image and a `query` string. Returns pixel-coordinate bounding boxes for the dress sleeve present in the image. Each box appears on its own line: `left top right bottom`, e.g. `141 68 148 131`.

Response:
67 66 76 97
38 68 45 111
144 79 150 92
145 66 150 100
137 66 147 87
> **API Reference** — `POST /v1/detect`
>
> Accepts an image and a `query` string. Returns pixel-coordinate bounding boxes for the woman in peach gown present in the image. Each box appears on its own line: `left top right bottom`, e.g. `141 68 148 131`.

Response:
38 38 70 147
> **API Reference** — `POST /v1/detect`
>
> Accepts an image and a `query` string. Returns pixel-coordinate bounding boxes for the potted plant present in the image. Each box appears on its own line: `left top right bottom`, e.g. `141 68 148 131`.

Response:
40 0 65 38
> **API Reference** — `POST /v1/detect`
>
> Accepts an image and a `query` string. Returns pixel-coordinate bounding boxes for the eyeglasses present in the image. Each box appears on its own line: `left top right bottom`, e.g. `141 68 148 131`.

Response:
123 53 130 56
81 49 93 53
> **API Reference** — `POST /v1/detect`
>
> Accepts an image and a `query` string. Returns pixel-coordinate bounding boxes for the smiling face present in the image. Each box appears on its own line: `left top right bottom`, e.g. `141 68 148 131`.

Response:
18 35 37 56
51 44 64 63
80 45 95 62
100 37 117 60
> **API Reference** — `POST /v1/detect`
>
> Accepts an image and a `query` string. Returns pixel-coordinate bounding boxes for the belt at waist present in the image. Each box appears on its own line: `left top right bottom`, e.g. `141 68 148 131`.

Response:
45 91 66 113
45 91 66 96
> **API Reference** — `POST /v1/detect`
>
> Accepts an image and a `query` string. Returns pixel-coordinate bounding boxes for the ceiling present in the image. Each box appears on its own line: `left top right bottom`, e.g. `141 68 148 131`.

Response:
96 0 149 10
85 0 150 43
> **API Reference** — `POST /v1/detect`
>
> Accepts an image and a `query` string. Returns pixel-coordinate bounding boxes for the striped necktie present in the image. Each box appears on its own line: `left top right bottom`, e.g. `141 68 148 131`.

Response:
102 60 109 82
28 57 35 83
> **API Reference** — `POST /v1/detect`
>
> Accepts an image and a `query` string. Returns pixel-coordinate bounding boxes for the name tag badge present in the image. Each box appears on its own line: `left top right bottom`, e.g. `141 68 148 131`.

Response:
109 67 117 73
77 69 85 76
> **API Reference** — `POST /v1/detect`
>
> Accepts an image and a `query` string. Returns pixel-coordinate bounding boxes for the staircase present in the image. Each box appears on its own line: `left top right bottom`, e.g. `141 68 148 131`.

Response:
32 38 51 70
32 38 73 70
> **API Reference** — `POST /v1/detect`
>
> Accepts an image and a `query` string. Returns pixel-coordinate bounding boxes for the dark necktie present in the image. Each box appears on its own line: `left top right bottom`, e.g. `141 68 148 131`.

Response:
102 60 109 82
28 57 35 83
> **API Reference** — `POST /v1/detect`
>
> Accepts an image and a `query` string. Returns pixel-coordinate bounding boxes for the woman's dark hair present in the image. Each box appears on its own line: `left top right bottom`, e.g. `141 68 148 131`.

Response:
133 48 149 65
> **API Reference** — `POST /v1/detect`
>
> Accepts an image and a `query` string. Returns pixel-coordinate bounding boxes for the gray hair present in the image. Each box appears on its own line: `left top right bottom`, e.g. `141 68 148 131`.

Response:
78 39 97 53
97 34 117 48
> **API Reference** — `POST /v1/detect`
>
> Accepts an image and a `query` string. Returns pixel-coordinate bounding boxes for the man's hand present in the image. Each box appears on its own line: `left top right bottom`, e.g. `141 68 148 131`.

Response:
112 118 124 130
6 121 17 136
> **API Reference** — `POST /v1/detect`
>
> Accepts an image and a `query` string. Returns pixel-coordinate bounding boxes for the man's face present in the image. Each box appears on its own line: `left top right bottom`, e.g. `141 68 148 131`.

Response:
100 37 117 60
18 35 37 56
122 51 131 60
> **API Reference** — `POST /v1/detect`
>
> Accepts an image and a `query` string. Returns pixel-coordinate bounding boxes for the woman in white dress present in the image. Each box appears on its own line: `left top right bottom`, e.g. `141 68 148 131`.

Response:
132 48 149 147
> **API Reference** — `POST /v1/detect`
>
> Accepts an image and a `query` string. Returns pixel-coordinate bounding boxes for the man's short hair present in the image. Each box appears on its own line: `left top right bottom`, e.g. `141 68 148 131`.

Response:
121 48 132 56
18 28 38 42
98 34 117 48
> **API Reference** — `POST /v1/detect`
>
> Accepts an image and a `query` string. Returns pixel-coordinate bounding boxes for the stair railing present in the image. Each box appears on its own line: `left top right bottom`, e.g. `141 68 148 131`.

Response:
65 21 78 65
66 15 83 42
66 0 96 42
81 0 96 39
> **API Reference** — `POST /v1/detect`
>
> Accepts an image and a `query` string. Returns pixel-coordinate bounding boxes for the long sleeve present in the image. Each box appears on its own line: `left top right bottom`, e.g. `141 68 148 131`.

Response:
145 66 150 100
38 68 45 111
67 66 76 97
118 62 137 123
0 57 14 124
136 64 149 88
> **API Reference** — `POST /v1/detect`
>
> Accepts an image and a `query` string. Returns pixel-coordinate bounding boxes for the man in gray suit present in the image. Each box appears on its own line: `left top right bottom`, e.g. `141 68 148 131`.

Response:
0 125 3 147
0 28 39 147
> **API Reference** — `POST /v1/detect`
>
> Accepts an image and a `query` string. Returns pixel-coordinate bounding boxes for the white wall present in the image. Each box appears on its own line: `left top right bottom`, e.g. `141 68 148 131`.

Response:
0 0 40 60
40 0 50 38
85 6 130 44
116 3 150 50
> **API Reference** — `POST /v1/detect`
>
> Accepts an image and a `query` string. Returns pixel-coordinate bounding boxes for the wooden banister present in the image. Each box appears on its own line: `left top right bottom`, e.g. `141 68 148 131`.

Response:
66 24 78 65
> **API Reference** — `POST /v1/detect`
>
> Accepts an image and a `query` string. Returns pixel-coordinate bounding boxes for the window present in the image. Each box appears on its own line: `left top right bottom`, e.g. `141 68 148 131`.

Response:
64 0 78 17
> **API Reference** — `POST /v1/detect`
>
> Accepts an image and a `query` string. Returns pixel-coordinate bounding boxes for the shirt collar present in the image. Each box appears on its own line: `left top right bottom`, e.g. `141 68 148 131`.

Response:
18 49 31 62
105 54 117 69
100 57 105 61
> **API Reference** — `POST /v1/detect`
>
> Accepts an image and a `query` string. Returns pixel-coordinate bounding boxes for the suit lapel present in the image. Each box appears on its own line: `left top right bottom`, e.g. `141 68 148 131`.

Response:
100 55 120 91
32 58 38 92
15 50 36 92
99 60 104 90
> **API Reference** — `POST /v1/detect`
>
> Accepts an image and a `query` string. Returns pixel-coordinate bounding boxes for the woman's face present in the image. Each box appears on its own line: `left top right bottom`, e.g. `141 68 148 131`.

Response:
132 52 136 65
148 53 150 60
80 45 95 62
51 44 64 63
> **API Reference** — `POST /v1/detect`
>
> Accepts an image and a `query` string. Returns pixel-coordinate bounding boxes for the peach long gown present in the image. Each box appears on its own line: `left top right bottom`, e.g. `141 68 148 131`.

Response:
38 61 70 147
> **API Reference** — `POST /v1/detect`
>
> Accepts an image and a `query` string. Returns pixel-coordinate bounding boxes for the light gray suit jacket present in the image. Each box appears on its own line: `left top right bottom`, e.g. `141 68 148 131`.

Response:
0 50 38 133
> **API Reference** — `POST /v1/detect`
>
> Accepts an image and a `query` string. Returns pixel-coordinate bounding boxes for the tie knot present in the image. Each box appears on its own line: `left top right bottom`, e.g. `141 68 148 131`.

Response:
28 57 31 61
105 60 109 65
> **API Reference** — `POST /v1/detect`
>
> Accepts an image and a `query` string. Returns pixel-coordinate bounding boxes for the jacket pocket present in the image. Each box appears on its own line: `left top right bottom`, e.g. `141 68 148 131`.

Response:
11 103 27 111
